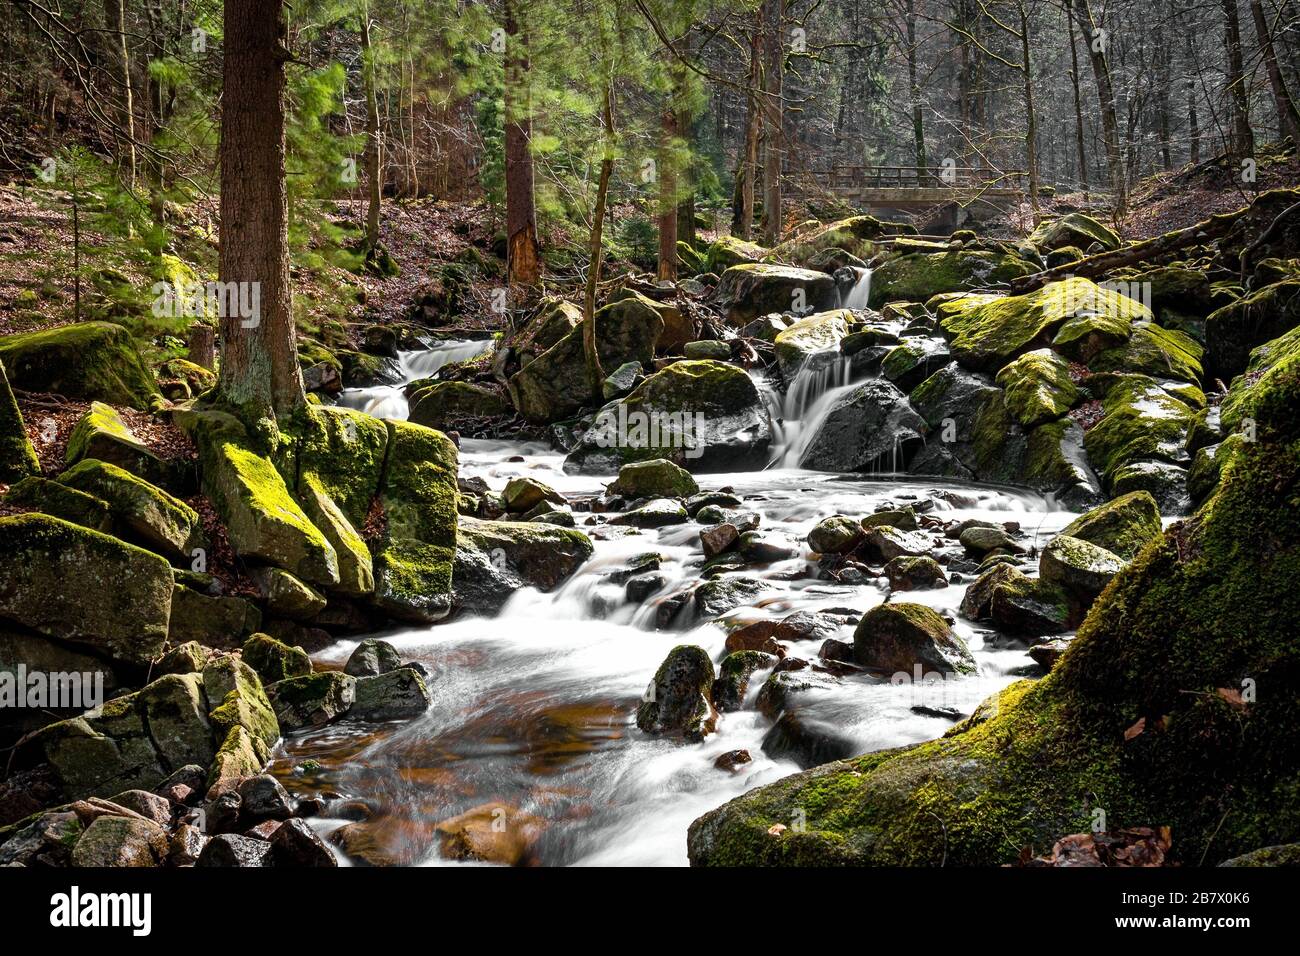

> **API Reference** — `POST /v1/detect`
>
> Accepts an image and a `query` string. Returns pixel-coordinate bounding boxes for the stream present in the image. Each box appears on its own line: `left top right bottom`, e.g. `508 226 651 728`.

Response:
270 336 1076 867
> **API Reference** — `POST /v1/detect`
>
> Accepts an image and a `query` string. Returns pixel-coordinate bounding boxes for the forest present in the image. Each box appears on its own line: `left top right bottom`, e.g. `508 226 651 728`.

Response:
0 0 1297 888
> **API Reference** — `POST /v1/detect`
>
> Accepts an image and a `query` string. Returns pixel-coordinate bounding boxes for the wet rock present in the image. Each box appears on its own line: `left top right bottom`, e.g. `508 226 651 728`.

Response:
774 310 854 379
700 522 739 558
602 360 645 400
435 802 547 866
625 572 667 602
818 638 855 665
242 633 312 685
238 774 296 822
268 672 356 731
169 585 262 645
807 515 861 555
350 667 432 722
252 567 327 621
636 645 717 741
686 491 743 516
959 525 1023 556
713 650 777 711
989 571 1073 635
853 603 975 675
503 476 565 513
755 668 840 719
453 516 594 615
71 815 168 867
738 530 797 563
684 339 731 360
408 382 509 432
798 379 925 472
271 817 337 867
344 638 403 677
1039 535 1124 604
772 610 844 644
884 555 947 590
0 810 81 866
609 458 699 499
714 263 839 325
108 790 174 826
1059 490 1162 561
724 620 783 655
861 508 918 531
1028 639 1071 670
196 832 275 868
1109 459 1190 514
761 711 858 770
611 498 690 528
880 336 952 392
714 750 753 772
995 348 1080 427
694 576 771 619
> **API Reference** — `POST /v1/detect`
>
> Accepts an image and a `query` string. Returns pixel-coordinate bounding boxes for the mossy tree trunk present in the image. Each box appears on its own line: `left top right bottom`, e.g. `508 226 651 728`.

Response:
216 0 304 419
1219 0 1255 159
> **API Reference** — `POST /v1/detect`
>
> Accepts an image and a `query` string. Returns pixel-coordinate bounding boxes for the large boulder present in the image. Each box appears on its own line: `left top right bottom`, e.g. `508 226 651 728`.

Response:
994 349 1079 428
1028 213 1121 252
1083 374 1199 503
852 603 975 676
1039 534 1124 604
564 361 774 474
509 295 663 423
868 250 1036 308
0 358 39 483
705 235 769 273
1059 490 1163 561
636 645 717 741
1091 323 1204 384
409 381 510 431
773 310 853 380
371 421 459 622
0 322 159 410
503 297 582 363
1205 278 1300 381
936 277 1148 373
798 379 926 472
770 214 913 267
0 513 173 666
452 516 593 615
607 458 699 498
713 264 839 325
64 401 177 490
905 362 1026 485
688 361 1300 865
57 458 203 561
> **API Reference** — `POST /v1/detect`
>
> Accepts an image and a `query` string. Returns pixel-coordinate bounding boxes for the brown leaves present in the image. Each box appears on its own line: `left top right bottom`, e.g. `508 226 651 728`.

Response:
1018 827 1173 867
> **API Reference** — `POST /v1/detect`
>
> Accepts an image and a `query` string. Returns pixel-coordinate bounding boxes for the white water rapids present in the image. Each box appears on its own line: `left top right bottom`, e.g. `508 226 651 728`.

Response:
273 335 1076 867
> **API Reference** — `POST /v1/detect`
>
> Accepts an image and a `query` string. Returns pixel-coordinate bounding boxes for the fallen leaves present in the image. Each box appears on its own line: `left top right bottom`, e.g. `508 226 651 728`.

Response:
1018 826 1173 867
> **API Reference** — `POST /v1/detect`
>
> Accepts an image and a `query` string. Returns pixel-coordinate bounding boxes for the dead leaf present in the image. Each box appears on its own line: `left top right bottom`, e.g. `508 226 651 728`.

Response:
1124 716 1146 740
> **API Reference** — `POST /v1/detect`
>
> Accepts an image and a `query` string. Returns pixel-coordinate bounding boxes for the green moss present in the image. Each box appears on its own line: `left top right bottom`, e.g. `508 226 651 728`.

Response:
1060 490 1162 561
242 632 312 685
4 475 113 531
0 357 40 482
773 310 853 378
705 235 769 273
995 349 1080 427
57 458 201 560
0 322 159 410
1029 212 1121 252
1091 323 1204 383
1083 375 1198 484
868 250 1036 309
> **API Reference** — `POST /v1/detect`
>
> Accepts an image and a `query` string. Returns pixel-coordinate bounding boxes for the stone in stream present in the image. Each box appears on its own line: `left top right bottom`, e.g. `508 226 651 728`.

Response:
238 774 296 822
636 645 717 741
773 310 854 379
70 814 168 867
563 360 774 474
602 360 645 400
241 633 312 686
435 802 547 866
724 620 783 656
714 750 753 773
611 498 690 528
853 603 975 676
1058 490 1162 561
503 476 566 513
252 567 327 621
880 336 953 393
453 516 594 616
884 555 948 591
267 672 357 731
861 507 919 531
196 832 275 868
625 572 667 603
959 525 1024 557
712 650 777 712
984 568 1074 635
797 379 926 473
713 263 839 326
807 515 861 555
1028 638 1072 670
607 458 699 499
0 512 174 666
271 817 337 867
862 524 933 562
344 638 403 677
694 576 772 620
700 522 739 558
350 667 432 722
737 530 797 563
754 669 856 769
685 490 743 516
408 381 509 432
1038 535 1125 604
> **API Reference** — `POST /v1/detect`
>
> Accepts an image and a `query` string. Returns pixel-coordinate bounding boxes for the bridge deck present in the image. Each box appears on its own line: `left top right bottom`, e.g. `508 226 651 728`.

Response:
816 165 1028 208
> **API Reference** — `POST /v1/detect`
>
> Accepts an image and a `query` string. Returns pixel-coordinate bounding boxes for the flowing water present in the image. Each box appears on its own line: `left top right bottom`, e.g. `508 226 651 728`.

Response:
272 335 1075 867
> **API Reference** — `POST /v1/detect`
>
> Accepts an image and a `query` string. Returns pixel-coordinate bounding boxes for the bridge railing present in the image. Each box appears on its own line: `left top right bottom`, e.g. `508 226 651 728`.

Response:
824 165 1027 191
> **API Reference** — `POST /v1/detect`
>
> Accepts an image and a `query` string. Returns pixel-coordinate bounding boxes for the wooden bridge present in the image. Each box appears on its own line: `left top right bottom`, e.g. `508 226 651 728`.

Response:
817 165 1028 209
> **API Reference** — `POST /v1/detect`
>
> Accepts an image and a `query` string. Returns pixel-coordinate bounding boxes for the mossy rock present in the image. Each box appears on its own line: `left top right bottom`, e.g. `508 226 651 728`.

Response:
64 401 175 489
241 632 312 685
3 475 113 531
705 235 769 274
852 602 974 675
880 337 953 393
1205 278 1300 381
57 458 203 561
168 584 262 645
202 655 280 752
350 666 432 721
452 515 594 615
1028 212 1121 252
937 277 1147 373
1082 376 1199 488
636 645 717 742
252 567 327 620
688 361 1300 866
267 672 356 731
0 513 173 667
564 361 774 474
1039 534 1125 603
371 420 458 623
409 381 510 431
772 310 852 380
609 289 694 354
868 250 1036 309
0 322 159 410
1091 323 1204 384
1221 321 1300 436
0 357 39 483
207 725 265 794
807 515 862 555
994 349 1080 428
607 458 700 499
770 215 913 267
505 297 583 361
712 649 777 712
714 263 839 325
1059 490 1163 561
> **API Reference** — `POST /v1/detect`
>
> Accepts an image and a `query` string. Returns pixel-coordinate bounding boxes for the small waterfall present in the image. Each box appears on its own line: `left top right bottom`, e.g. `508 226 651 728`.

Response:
838 267 872 310
337 337 495 420
756 351 861 469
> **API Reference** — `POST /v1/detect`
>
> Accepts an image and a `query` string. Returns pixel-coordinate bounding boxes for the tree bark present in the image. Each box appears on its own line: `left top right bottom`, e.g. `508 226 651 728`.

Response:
906 0 926 171
657 105 679 282
1017 0 1039 217
1067 8 1089 195
1070 0 1127 216
759 0 784 246
216 0 303 418
102 0 136 192
732 12 763 240
582 82 614 397
1220 0 1255 157
504 0 541 287
1249 0 1300 142
361 6 382 248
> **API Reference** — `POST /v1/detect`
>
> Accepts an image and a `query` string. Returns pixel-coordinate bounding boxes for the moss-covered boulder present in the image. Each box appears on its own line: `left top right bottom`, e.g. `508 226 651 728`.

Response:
1058 490 1162 561
202 655 280 753
509 295 663 424
506 297 583 363
0 358 39 483
607 458 699 499
689 369 1300 864
1091 323 1204 384
409 381 510 432
905 363 1025 485
3 475 113 531
1039 534 1125 604
57 458 202 561
167 584 262 645
712 650 777 712
350 667 432 721
937 277 1148 373
0 513 173 666
770 215 913 267
241 632 312 685
1083 375 1199 495
714 263 839 325
207 725 265 794
869 250 1036 309
705 235 769 274
880 337 953 393
180 409 340 588
636 645 717 742
0 322 159 410
884 555 948 591
371 421 459 623
807 515 862 555
773 310 853 381
267 672 356 731
63 401 179 491
1220 321 1300 436
995 349 1079 427
452 515 593 615
253 567 327 620
1029 212 1121 252
564 361 774 474
853 603 974 676
1205 278 1300 381
798 378 926 473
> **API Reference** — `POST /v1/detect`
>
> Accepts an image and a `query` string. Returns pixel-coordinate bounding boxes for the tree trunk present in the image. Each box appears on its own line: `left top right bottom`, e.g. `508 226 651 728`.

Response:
1070 0 1127 216
906 0 926 171
1185 28 1201 164
188 324 215 371
582 82 614 397
732 13 763 240
1067 8 1089 195
657 105 679 282
504 0 540 287
361 7 382 248
1249 0 1300 142
1018 1 1039 217
103 0 136 192
759 0 784 246
1221 0 1255 157
216 0 303 418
